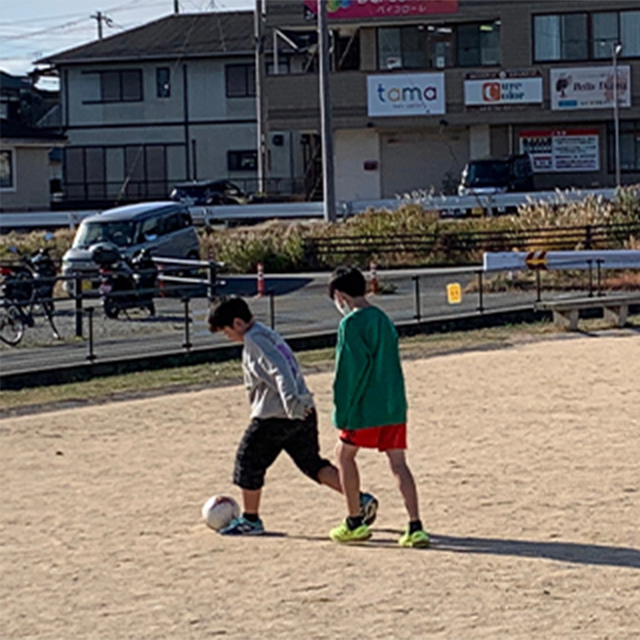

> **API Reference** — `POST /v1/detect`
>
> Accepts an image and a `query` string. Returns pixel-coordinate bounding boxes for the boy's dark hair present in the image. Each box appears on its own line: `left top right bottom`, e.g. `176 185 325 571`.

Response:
208 297 253 331
328 266 366 299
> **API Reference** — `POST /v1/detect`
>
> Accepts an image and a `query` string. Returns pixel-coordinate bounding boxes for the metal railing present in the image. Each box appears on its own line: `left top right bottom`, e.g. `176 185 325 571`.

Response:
303 222 640 268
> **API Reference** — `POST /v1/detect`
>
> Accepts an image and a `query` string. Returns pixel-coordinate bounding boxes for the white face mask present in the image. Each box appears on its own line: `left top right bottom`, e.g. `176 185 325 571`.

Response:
334 297 350 316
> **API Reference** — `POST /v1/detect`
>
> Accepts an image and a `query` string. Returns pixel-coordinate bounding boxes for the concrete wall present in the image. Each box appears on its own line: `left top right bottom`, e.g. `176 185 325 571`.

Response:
0 144 52 211
334 129 381 201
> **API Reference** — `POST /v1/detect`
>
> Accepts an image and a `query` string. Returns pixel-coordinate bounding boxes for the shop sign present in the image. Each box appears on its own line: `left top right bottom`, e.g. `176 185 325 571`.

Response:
304 0 458 19
551 66 631 110
519 129 600 173
465 72 542 108
367 73 446 117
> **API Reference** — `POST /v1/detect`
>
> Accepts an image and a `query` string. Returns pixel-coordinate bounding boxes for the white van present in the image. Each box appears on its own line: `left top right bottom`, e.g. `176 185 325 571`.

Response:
61 201 200 291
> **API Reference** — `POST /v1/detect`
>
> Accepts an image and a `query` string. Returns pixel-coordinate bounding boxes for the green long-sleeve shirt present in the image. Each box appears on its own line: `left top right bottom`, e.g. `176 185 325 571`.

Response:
332 306 407 430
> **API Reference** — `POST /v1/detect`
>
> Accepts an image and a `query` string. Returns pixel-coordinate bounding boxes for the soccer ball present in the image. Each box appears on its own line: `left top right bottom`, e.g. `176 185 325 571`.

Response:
202 495 240 531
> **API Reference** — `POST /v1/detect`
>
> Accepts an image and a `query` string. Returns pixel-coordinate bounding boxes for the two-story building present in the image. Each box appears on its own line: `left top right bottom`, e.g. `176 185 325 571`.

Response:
37 11 310 207
265 0 640 201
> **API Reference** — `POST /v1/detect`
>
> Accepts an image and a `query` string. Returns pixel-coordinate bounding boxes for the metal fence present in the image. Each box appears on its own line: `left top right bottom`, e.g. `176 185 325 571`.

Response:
2 255 639 387
303 222 640 268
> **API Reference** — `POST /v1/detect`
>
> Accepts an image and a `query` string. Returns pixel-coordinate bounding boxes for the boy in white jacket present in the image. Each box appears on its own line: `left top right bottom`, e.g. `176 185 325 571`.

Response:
208 297 377 535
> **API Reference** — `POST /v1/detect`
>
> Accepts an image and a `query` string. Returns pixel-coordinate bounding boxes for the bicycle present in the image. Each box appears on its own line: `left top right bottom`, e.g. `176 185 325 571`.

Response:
0 248 61 346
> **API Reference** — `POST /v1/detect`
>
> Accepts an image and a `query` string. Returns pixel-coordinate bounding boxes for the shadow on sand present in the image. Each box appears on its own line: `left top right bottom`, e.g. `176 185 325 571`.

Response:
428 533 640 568
287 528 640 568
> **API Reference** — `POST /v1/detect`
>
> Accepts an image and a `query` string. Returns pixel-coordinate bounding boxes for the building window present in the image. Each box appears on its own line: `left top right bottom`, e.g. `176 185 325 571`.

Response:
457 22 501 67
593 11 640 59
226 64 255 98
534 11 639 62
0 149 14 189
156 67 171 98
377 22 498 70
608 120 640 172
534 13 588 62
98 69 143 102
228 150 257 171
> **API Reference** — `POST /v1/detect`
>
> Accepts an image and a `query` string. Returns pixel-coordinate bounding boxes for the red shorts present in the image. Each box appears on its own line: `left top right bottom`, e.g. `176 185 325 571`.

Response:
339 424 407 451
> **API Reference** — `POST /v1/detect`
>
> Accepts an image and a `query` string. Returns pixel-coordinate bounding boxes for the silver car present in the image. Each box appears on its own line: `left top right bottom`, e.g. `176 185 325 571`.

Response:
62 201 200 291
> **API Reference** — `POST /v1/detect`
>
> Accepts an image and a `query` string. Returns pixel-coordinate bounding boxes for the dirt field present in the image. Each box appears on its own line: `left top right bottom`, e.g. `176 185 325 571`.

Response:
1 332 639 640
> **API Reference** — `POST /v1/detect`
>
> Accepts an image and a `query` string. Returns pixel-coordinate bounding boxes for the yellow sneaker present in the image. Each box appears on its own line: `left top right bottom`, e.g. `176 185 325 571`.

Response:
329 520 372 543
399 529 430 548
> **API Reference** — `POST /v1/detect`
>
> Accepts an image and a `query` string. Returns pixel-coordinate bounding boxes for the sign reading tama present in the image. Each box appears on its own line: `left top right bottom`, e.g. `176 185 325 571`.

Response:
465 75 542 107
551 66 631 110
367 73 446 117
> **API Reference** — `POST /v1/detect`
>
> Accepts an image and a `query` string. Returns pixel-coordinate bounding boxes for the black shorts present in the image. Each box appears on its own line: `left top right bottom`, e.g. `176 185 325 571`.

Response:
233 409 332 491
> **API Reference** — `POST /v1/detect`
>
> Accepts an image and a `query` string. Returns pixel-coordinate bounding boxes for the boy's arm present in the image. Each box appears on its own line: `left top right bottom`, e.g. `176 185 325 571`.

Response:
250 336 311 420
333 320 371 428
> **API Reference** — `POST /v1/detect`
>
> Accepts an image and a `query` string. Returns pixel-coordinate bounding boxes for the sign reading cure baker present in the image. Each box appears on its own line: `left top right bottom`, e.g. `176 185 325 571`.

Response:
367 73 446 117
304 0 459 19
465 77 542 107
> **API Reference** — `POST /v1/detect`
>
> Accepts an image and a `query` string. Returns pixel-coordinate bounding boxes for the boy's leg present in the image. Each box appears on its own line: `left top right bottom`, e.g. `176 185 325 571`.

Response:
385 448 419 520
316 464 342 492
329 440 371 543
241 488 262 515
284 414 378 525
386 449 429 548
220 418 283 536
335 440 361 517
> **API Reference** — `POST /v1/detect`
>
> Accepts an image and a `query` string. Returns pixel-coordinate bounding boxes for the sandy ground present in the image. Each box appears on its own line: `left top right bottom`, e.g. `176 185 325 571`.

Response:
1 332 639 640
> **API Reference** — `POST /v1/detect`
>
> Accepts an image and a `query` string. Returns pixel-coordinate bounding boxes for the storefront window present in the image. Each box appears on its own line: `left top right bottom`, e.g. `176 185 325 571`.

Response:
457 22 501 67
537 11 639 62
377 22 497 70
608 121 640 172
592 13 619 59
620 11 640 57
534 14 588 61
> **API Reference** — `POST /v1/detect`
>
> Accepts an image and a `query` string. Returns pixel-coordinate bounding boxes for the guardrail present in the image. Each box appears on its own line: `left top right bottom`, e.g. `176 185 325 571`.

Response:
0 187 623 230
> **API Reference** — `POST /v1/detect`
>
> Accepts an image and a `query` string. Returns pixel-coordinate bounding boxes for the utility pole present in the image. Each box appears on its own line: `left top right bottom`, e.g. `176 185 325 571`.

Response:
254 0 268 195
174 0 180 14
91 11 104 39
318 0 336 222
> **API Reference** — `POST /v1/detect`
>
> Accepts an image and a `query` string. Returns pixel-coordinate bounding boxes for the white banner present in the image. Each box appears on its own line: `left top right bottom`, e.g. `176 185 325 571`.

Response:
367 73 446 117
465 77 542 106
551 66 631 110
484 250 640 272
519 130 600 173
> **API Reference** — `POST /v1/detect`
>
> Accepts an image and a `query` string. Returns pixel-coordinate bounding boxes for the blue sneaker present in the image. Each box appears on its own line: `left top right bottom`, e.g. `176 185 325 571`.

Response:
360 492 379 526
219 516 264 536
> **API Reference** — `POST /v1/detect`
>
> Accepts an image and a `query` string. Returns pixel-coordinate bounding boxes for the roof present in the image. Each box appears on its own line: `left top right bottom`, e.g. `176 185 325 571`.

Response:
38 12 256 66
0 119 66 142
87 201 186 222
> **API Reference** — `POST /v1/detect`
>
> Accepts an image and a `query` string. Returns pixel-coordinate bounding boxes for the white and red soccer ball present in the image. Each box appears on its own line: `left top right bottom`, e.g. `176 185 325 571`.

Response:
201 495 240 531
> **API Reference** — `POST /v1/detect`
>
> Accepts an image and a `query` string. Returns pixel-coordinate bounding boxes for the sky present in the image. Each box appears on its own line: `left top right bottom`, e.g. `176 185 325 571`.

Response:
0 0 254 85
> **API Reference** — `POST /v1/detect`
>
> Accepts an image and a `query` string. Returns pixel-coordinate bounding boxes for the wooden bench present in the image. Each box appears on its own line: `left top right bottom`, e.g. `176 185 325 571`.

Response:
536 294 640 331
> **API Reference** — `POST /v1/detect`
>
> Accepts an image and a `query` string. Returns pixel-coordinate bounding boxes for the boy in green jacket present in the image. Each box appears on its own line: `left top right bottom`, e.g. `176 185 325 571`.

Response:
328 266 429 548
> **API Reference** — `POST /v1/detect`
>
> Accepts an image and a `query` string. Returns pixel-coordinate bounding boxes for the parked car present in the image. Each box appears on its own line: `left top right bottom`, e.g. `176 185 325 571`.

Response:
169 180 248 206
458 154 534 196
61 201 200 292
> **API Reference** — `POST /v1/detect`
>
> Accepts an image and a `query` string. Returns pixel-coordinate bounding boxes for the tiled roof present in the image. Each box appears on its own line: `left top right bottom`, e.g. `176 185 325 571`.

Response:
38 11 255 66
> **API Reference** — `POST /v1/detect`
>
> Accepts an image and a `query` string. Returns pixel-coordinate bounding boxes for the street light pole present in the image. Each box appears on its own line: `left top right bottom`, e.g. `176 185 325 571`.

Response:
318 0 337 223
254 0 267 195
612 42 623 188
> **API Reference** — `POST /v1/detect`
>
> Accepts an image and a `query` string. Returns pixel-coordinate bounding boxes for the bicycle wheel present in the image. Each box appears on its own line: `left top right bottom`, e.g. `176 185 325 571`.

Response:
0 305 25 346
